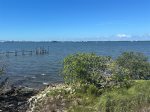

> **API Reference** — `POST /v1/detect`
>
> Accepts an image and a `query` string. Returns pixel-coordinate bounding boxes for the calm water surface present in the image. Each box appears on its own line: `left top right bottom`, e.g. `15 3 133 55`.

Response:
0 41 150 88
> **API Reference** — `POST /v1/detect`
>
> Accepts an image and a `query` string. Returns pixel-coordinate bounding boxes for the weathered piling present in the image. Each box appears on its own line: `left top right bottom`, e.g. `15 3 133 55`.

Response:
0 47 49 57
29 51 33 55
15 50 18 56
6 51 9 57
22 50 25 55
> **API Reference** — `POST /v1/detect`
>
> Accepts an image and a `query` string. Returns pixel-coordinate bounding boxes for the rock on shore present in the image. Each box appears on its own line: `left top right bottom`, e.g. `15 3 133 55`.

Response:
0 86 37 112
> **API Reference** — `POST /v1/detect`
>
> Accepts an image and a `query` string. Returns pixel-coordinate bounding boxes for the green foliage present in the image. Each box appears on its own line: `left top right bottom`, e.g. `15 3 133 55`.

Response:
116 52 150 79
63 53 112 88
44 85 100 112
62 52 137 90
99 80 150 112
86 84 102 96
109 62 132 88
62 52 150 96
68 95 99 112
67 89 100 112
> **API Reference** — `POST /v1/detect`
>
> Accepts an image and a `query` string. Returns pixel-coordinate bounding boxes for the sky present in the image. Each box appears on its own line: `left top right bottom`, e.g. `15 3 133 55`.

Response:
0 0 150 41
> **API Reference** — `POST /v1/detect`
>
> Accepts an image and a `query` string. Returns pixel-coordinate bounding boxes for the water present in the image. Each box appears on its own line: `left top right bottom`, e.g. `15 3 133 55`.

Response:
0 41 150 88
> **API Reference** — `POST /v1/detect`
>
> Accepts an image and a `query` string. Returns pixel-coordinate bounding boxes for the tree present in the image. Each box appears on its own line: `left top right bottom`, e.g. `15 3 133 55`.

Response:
116 52 150 79
62 52 150 91
62 53 112 88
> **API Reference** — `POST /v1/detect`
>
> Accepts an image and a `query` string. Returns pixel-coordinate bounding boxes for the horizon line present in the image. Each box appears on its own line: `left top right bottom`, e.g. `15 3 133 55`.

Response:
1 40 150 42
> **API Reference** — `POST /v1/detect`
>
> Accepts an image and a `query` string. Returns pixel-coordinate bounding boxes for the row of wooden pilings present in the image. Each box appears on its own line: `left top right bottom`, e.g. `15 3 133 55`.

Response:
0 47 50 57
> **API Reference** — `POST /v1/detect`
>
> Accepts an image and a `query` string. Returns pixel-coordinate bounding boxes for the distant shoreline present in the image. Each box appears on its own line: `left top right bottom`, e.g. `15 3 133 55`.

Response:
1 40 150 43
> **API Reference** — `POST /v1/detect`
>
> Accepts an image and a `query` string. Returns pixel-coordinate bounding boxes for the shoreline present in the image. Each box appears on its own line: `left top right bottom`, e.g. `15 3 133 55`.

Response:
0 86 37 112
27 83 68 112
0 81 64 112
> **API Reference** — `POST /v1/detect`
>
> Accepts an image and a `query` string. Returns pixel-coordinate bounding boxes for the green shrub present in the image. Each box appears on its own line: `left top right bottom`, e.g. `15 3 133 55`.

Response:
60 52 150 111
116 52 150 79
62 53 112 88
109 62 132 88
86 84 102 96
62 52 150 93
62 53 136 90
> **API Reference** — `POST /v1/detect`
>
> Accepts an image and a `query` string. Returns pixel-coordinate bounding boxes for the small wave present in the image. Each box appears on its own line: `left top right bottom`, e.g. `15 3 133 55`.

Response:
41 73 46 76
43 82 49 85
31 76 36 79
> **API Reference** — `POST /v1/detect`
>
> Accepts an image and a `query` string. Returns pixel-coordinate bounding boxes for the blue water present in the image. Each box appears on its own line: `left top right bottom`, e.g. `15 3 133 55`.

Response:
0 41 150 88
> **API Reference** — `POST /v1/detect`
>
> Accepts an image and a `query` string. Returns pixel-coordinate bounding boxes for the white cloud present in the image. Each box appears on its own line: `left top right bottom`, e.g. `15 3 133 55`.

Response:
116 34 131 38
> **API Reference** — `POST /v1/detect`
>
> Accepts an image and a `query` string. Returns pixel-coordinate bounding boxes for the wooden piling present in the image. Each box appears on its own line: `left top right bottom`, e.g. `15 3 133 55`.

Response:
22 50 25 55
29 51 32 55
0 46 49 57
15 51 17 56
6 52 9 57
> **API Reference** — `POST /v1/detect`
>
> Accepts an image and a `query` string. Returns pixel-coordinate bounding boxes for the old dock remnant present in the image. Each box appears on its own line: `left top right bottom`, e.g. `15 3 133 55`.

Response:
0 47 49 57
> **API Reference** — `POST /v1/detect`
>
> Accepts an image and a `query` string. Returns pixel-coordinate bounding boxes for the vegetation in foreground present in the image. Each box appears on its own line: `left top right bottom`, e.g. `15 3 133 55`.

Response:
99 80 150 112
28 51 150 112
29 80 150 112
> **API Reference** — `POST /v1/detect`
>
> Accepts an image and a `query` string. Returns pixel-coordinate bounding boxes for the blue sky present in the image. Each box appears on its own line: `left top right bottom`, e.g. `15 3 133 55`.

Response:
0 0 150 41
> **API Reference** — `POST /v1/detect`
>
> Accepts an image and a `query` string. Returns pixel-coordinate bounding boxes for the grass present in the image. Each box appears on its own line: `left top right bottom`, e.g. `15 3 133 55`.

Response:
99 80 150 112
30 80 150 112
46 85 100 112
67 93 99 112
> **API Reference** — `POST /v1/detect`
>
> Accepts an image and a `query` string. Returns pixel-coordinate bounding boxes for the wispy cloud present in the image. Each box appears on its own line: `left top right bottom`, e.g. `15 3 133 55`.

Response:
116 34 131 38
115 33 150 41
